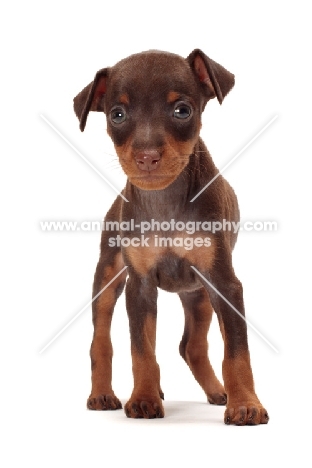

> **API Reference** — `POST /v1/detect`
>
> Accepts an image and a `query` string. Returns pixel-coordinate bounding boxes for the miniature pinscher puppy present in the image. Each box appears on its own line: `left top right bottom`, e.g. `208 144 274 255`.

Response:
73 49 269 425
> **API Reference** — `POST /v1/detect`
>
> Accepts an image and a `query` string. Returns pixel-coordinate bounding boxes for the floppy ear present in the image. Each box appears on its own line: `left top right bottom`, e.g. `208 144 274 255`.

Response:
73 68 108 131
187 49 235 104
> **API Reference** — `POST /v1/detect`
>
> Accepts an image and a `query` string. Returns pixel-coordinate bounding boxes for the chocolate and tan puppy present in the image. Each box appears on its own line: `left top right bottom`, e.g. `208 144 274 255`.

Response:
74 49 269 425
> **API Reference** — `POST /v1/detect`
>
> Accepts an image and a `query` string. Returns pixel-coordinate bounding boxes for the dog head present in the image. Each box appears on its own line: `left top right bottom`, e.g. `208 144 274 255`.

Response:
74 49 234 190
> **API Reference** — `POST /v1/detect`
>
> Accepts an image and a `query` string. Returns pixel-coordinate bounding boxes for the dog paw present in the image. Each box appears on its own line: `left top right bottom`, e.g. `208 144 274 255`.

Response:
87 394 122 411
224 402 269 426
125 396 164 419
207 392 227 406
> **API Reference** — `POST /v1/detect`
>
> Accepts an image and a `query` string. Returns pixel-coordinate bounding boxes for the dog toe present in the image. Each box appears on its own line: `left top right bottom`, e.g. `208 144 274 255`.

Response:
87 394 122 411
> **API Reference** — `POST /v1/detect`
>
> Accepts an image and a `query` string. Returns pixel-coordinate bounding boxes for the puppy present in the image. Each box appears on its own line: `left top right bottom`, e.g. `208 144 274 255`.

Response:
73 49 269 425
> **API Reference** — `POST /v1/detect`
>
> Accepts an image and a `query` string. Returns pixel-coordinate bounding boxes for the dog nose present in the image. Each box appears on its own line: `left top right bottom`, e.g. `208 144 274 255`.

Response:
135 150 161 171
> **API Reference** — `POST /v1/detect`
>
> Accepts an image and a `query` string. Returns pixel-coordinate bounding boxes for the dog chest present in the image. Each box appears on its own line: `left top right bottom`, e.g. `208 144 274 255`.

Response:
123 233 215 292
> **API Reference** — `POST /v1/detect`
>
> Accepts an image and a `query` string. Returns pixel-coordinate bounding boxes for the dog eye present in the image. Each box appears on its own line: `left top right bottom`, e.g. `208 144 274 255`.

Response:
110 107 127 124
173 103 192 120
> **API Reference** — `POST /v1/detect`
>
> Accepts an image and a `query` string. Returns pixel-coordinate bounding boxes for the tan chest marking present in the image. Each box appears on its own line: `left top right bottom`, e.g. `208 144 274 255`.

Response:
125 233 215 276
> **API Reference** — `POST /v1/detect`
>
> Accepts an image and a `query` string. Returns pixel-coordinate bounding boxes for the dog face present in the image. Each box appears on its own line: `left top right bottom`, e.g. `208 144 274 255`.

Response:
74 49 234 190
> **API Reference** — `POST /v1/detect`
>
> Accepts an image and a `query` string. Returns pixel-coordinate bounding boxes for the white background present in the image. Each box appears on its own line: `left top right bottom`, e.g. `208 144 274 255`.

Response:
1 1 311 466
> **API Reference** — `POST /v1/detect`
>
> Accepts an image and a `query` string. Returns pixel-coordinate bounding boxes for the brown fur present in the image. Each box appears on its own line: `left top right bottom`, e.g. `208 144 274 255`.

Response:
73 49 269 425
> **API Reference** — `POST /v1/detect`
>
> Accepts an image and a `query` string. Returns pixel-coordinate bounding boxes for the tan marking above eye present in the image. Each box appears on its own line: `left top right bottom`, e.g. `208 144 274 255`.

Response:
119 93 129 105
167 91 181 103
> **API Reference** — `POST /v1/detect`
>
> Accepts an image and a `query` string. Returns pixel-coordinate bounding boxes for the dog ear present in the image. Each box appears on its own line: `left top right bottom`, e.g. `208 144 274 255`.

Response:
73 68 108 131
187 49 234 104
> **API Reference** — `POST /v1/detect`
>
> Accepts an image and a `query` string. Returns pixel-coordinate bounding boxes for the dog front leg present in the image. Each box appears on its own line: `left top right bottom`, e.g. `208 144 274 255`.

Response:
195 254 269 426
124 271 164 419
87 249 127 411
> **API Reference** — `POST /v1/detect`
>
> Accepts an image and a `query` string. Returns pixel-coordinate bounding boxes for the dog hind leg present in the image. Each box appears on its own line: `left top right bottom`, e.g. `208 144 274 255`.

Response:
179 287 227 405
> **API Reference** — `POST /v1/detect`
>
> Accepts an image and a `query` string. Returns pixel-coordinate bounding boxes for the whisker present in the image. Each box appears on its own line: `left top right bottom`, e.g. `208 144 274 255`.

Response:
101 151 119 158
